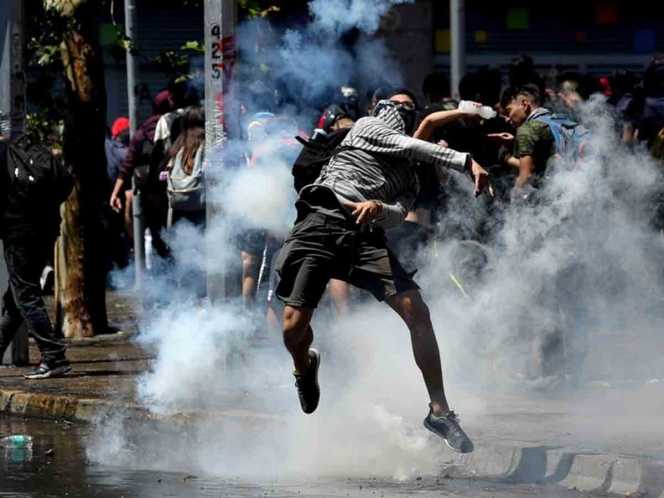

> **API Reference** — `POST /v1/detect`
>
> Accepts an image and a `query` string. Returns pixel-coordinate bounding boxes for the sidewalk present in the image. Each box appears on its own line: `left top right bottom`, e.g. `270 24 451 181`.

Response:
0 293 663 496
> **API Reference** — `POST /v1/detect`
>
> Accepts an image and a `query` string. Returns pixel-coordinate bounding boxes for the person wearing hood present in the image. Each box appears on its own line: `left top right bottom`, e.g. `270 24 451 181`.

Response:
109 89 174 261
275 92 489 454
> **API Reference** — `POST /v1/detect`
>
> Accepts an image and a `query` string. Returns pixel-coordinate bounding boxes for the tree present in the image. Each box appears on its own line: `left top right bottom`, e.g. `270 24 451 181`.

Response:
44 0 110 338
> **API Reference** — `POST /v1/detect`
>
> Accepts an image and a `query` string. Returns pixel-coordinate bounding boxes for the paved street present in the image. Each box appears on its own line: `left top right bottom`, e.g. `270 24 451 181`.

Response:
0 416 593 498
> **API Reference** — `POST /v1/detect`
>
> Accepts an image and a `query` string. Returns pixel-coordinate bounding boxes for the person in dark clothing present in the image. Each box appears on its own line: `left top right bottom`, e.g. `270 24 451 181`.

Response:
0 136 72 378
109 90 173 260
105 118 131 270
105 117 130 185
276 96 489 454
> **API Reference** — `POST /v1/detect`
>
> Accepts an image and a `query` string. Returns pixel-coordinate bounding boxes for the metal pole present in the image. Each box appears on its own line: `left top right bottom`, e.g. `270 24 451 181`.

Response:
0 4 9 140
124 0 145 288
450 0 466 99
204 0 237 302
1 0 28 366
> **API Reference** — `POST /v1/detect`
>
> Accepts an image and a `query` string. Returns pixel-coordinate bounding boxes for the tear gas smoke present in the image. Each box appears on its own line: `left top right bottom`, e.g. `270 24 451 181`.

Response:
89 2 664 486
309 0 414 35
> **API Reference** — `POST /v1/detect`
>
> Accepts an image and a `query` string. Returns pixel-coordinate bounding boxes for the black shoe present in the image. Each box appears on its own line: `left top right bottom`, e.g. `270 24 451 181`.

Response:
24 362 72 379
294 349 320 414
423 409 474 453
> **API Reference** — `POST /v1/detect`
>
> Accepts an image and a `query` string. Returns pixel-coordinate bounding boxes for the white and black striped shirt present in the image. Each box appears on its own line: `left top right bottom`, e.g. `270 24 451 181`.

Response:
314 103 470 228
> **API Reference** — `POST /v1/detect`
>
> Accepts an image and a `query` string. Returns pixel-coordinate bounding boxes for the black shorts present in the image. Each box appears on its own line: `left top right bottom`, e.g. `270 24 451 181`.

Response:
386 220 432 273
275 188 418 309
237 228 266 256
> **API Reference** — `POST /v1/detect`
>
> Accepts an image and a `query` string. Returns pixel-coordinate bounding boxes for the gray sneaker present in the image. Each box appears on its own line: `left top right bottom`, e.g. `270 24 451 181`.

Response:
294 349 320 414
423 409 474 453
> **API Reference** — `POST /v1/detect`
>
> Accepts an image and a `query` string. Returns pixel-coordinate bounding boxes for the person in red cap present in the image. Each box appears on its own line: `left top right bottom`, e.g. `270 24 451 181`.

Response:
111 117 130 140
105 117 131 269
106 117 130 185
109 90 174 261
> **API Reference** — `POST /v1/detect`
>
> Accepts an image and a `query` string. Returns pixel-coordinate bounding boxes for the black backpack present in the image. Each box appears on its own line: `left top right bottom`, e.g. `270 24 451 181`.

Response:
292 128 351 193
133 137 157 190
7 135 73 206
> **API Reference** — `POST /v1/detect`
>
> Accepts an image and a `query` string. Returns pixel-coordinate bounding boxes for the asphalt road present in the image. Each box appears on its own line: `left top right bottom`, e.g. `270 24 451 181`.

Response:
0 416 593 498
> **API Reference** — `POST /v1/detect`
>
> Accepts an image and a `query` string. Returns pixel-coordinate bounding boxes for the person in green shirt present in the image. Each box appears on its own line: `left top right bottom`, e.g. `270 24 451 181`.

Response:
490 85 556 196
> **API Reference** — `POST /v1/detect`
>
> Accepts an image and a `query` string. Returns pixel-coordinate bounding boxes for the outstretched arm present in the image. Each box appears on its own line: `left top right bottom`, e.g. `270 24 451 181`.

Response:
414 109 465 142
414 102 482 142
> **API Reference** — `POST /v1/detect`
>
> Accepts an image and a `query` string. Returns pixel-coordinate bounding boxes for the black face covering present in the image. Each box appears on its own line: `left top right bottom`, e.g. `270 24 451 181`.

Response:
372 99 416 135
396 105 417 136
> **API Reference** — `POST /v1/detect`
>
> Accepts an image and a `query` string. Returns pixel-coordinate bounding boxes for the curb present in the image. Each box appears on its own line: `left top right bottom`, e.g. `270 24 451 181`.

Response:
441 444 664 497
0 388 281 428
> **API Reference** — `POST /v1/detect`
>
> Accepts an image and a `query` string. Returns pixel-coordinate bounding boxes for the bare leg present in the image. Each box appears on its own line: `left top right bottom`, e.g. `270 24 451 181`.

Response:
124 190 133 243
266 305 280 331
241 251 259 306
328 278 351 315
387 289 450 416
282 305 314 374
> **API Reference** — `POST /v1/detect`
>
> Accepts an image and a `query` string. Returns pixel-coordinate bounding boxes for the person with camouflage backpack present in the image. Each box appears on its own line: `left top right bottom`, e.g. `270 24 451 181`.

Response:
493 84 590 202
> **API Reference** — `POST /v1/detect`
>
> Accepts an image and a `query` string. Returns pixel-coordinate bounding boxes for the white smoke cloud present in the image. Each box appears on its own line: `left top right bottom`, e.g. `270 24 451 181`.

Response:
309 0 414 35
425 95 664 388
90 0 664 487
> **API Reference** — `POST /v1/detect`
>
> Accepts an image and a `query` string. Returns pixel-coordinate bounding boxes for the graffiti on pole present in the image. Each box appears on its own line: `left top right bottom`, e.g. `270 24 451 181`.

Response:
209 23 236 141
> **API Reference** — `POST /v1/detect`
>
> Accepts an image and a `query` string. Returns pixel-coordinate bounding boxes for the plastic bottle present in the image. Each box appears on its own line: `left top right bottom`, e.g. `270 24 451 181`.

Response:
0 435 33 448
458 100 497 120
457 100 479 114
479 106 497 120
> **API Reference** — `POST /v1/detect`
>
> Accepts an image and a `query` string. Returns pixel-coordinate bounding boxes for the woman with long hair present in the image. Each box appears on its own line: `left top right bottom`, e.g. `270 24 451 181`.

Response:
166 105 206 228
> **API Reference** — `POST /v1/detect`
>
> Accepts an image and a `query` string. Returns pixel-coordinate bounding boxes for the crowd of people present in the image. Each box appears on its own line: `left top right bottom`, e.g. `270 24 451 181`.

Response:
97 53 664 452
3 51 663 451
101 54 664 313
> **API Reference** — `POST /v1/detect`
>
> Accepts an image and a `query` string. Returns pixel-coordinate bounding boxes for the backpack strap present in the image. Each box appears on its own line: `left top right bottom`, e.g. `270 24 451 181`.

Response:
294 134 356 164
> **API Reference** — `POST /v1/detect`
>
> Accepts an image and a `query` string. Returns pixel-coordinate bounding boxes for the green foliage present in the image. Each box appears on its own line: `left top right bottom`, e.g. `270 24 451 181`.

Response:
153 40 204 79
26 111 64 148
239 0 281 18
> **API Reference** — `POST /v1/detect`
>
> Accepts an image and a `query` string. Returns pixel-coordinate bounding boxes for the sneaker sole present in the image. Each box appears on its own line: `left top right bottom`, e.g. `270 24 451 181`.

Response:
303 348 320 414
24 365 72 380
423 418 473 454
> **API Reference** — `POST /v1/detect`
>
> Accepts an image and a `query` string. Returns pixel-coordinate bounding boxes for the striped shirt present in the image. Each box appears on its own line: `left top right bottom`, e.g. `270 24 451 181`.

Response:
313 102 470 228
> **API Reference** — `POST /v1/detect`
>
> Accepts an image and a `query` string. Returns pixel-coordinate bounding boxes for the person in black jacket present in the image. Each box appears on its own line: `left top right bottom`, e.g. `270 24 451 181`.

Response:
0 135 72 378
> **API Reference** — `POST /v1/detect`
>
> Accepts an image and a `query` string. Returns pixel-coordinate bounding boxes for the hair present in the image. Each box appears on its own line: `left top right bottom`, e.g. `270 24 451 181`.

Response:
389 88 420 110
459 67 503 106
169 106 205 175
169 79 202 109
509 54 545 96
500 84 542 109
422 73 450 103
644 54 664 97
609 70 638 98
557 72 600 100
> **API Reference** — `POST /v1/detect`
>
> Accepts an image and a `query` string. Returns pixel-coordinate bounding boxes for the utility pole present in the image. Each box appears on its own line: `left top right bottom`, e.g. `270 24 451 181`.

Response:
0 0 28 366
124 0 145 289
450 0 466 98
204 0 237 302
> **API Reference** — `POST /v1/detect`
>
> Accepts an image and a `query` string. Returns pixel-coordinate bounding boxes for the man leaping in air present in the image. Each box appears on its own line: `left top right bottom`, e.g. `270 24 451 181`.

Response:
275 91 489 453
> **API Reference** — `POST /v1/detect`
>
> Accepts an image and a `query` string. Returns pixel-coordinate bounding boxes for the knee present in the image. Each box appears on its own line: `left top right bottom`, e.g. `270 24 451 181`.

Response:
400 295 432 329
282 307 310 345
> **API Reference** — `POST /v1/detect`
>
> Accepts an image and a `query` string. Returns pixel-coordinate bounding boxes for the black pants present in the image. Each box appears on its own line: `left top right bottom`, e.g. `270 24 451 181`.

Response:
0 236 67 366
